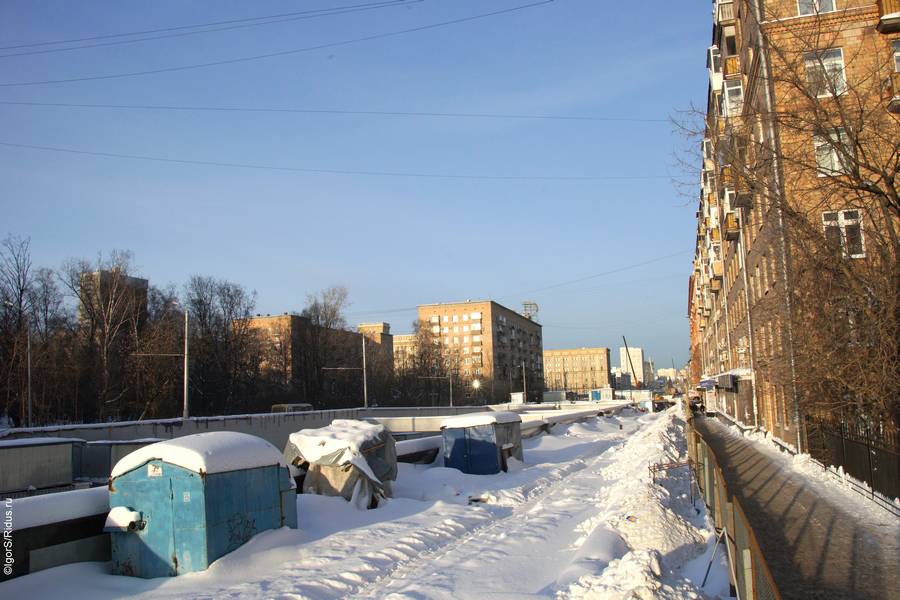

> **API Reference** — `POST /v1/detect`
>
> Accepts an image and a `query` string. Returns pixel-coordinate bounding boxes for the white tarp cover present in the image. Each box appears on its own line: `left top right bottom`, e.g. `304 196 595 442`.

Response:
110 431 287 478
285 420 397 509
440 411 522 429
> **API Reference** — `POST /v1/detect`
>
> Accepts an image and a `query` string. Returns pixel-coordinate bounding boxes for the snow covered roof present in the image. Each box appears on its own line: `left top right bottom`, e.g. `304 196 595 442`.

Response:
110 431 287 478
288 419 385 465
87 438 163 446
440 411 522 429
0 436 85 448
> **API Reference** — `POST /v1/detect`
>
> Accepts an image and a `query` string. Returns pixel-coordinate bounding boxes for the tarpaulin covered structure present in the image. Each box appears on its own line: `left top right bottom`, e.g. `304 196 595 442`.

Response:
440 411 523 475
284 419 397 509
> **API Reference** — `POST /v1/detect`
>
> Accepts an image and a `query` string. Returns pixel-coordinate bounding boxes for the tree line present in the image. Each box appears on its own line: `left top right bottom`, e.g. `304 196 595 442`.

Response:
0 238 389 426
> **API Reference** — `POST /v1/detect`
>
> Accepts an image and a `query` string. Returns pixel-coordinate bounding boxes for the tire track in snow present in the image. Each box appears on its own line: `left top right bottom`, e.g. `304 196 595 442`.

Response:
349 420 650 599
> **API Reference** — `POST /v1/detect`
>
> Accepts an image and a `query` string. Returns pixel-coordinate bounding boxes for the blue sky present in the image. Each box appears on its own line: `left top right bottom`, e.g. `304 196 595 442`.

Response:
0 0 709 368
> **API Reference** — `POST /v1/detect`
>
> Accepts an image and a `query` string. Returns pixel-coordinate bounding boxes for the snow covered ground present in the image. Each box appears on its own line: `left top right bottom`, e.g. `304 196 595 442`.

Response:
2 407 733 599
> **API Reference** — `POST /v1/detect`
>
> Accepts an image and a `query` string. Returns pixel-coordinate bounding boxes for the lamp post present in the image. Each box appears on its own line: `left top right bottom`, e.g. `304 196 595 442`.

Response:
132 302 189 420
472 379 481 405
4 300 30 427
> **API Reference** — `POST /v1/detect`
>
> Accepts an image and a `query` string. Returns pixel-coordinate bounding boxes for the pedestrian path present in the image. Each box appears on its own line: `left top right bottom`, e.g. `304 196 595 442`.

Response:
694 416 900 600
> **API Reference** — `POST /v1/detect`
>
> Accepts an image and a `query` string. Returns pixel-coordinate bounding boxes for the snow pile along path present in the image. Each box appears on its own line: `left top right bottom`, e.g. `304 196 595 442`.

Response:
555 409 721 599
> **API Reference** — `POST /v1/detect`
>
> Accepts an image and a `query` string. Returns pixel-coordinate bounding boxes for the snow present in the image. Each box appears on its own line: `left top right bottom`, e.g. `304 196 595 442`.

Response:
724 422 900 511
110 431 287 477
87 438 164 446
0 436 85 448
395 435 441 456
288 419 385 464
104 507 141 531
1 407 732 599
439 410 522 428
8 486 108 531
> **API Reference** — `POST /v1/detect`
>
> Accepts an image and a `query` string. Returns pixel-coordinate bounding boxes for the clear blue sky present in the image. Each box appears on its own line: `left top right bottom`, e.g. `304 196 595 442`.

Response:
0 0 709 368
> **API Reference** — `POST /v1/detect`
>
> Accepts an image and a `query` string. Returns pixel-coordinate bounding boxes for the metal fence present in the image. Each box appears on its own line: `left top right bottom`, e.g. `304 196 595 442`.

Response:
686 420 782 600
804 415 900 504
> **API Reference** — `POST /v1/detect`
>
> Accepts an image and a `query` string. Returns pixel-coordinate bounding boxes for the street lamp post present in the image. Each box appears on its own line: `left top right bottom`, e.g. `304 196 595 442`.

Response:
4 300 31 427
472 379 481 405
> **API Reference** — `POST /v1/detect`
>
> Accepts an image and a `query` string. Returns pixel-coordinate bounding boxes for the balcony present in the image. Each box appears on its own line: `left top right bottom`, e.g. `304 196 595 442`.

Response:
720 165 734 188
709 227 721 242
723 55 741 78
733 179 753 209
711 260 724 280
889 72 900 114
710 278 722 293
724 212 740 240
716 1 735 24
877 0 900 33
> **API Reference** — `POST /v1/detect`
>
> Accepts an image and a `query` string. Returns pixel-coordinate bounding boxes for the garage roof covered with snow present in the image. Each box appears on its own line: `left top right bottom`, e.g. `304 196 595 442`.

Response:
440 411 522 429
110 431 287 477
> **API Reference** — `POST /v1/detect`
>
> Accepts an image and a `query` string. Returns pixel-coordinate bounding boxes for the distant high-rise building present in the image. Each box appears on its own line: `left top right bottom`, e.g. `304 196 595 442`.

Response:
619 346 646 386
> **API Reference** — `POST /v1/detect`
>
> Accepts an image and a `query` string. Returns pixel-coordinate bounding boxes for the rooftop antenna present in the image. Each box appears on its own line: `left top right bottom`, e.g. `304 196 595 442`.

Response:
522 301 539 320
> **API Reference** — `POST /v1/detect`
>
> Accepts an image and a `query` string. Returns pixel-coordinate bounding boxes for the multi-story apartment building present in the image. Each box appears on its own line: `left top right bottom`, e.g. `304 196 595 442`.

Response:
244 314 393 402
392 333 418 371
543 347 611 394
618 346 646 386
688 0 900 451
78 269 149 329
416 300 544 401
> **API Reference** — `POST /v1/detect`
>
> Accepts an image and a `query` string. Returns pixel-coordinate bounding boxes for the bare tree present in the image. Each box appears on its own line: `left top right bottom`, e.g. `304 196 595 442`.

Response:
60 251 145 421
0 235 33 423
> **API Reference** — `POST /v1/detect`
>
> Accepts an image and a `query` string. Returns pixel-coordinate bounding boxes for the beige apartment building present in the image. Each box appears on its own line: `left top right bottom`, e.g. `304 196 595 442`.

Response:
543 348 611 394
392 333 418 371
415 300 544 401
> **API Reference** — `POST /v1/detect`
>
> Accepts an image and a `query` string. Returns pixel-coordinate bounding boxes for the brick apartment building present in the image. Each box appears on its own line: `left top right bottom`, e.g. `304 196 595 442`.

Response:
396 300 544 402
688 0 899 450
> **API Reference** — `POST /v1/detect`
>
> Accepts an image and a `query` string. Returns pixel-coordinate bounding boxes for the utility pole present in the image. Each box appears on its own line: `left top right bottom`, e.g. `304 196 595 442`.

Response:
361 335 368 409
623 335 639 408
183 310 189 420
25 322 31 427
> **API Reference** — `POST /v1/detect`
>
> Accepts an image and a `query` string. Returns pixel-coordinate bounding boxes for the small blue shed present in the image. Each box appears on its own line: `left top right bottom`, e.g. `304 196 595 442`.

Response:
105 431 297 578
441 412 524 475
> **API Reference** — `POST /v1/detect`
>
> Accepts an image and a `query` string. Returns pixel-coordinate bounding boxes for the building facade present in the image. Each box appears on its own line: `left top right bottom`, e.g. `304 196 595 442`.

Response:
415 300 544 402
543 347 612 394
688 0 900 450
618 346 646 386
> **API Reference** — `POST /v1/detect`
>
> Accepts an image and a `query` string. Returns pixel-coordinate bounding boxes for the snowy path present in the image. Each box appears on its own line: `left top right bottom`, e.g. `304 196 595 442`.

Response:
1 408 732 600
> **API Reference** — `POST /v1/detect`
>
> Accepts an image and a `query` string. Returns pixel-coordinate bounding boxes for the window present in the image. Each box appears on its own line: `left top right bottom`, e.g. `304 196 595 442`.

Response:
798 0 836 16
813 128 852 176
804 48 846 97
431 325 440 334
442 315 448 323
822 210 865 258
430 315 439 324
721 26 737 57
724 80 743 116
452 314 459 323
894 40 900 73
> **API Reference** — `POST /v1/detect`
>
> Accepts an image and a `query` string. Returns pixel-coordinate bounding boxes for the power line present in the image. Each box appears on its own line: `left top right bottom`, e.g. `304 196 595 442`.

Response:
0 140 687 181
0 1 422 59
501 250 692 298
0 0 419 50
0 1 555 87
0 100 668 123
344 252 693 319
